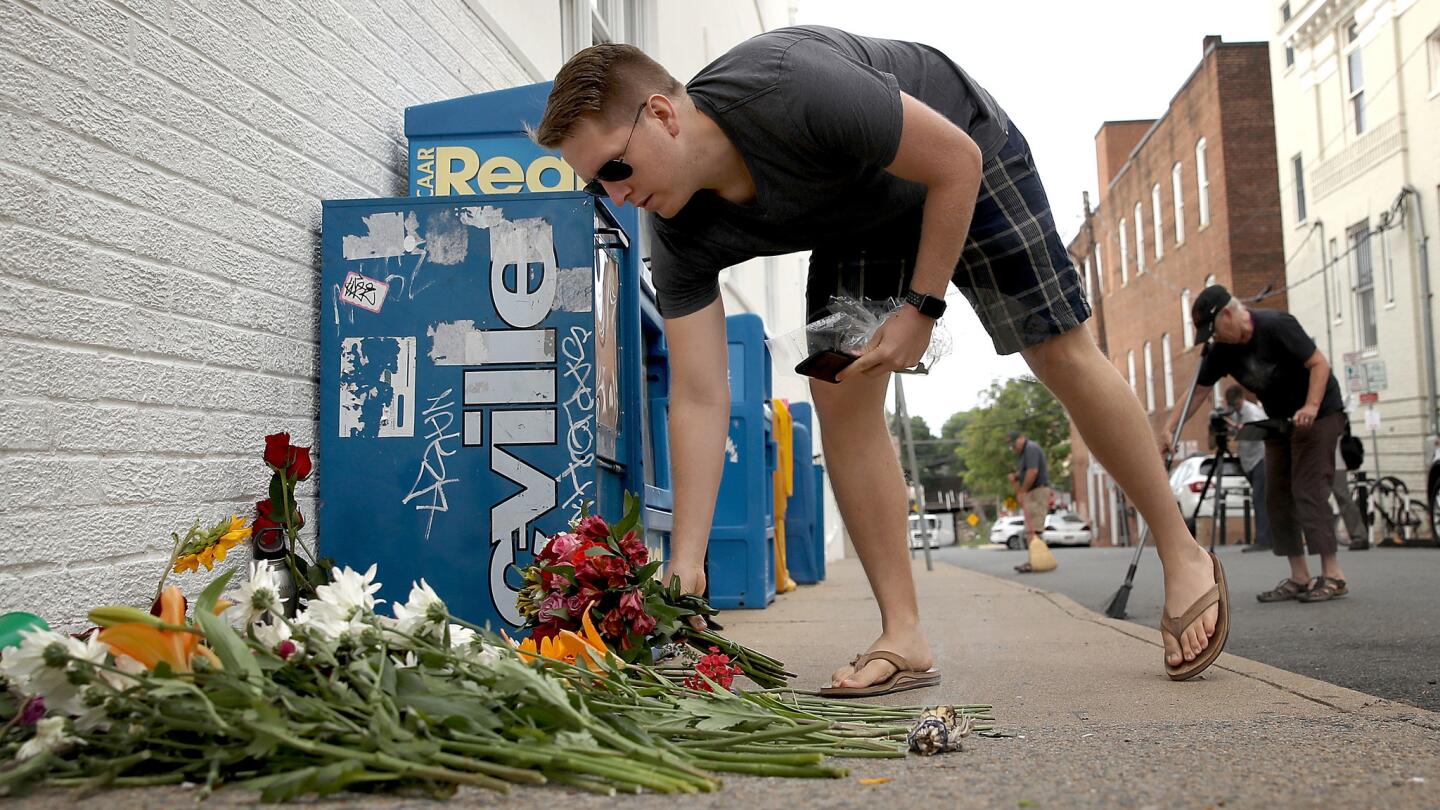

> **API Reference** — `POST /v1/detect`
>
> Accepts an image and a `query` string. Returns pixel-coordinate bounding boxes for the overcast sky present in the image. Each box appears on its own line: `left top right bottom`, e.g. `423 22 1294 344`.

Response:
792 0 1275 432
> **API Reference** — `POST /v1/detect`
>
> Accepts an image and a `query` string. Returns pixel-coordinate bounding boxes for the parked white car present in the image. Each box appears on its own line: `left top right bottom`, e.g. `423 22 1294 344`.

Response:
989 516 1028 550
1169 454 1252 526
1041 511 1094 547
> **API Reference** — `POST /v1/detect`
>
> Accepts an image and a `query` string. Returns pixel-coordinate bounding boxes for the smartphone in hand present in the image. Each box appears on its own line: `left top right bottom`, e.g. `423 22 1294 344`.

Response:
795 349 857 384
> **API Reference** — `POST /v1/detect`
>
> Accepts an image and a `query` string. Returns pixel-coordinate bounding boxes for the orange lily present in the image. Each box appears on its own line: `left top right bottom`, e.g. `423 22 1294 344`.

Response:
507 605 612 672
97 586 222 673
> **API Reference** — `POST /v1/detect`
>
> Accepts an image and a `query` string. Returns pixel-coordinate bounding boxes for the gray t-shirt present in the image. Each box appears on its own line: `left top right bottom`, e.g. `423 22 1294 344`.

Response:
1017 440 1049 488
651 25 1010 317
1235 399 1267 473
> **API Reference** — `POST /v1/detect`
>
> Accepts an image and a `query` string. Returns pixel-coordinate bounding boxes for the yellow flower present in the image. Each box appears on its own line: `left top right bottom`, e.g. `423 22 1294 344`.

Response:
97 587 215 673
505 605 612 672
173 516 251 573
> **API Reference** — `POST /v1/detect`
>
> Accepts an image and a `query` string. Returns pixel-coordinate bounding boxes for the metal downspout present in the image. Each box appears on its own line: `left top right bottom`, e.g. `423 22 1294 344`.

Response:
1401 185 1438 438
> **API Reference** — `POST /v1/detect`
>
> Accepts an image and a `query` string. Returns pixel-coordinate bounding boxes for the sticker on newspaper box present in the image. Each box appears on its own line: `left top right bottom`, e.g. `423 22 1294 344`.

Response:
340 272 390 313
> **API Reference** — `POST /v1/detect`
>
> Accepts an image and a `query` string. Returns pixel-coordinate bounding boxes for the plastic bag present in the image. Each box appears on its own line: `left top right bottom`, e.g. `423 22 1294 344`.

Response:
766 295 953 379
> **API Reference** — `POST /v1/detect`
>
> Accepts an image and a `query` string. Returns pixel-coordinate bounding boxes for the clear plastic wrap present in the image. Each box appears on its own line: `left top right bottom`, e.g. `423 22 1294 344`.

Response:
767 295 953 379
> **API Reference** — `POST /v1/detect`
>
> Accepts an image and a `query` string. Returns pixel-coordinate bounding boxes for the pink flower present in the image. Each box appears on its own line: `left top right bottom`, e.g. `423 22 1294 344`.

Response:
540 532 582 563
538 592 566 622
618 589 646 619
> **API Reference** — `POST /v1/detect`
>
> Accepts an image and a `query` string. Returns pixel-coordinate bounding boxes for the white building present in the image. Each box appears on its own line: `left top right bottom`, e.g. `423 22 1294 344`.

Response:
0 0 836 625
1270 0 1439 500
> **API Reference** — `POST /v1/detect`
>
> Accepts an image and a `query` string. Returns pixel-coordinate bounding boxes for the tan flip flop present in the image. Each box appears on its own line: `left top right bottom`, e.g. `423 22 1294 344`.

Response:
816 650 941 698
1161 551 1230 681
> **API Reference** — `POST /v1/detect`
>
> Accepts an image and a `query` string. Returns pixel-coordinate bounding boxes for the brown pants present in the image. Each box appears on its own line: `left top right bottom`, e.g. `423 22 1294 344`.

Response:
1264 411 1343 557
1022 486 1051 537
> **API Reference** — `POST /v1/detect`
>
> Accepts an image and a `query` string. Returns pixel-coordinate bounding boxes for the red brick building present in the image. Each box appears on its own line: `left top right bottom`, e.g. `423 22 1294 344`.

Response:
1067 36 1287 546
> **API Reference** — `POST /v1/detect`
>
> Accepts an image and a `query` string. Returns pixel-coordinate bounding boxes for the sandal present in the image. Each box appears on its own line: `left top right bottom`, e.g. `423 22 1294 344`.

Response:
1256 578 1309 603
1161 551 1230 682
1297 576 1348 602
817 651 942 698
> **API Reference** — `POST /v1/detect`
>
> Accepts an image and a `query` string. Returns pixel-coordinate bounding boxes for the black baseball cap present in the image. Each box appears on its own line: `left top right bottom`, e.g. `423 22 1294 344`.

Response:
1191 284 1232 343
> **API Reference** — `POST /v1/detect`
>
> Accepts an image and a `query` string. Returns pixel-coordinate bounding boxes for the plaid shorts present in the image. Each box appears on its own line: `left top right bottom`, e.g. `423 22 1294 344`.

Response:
806 124 1092 355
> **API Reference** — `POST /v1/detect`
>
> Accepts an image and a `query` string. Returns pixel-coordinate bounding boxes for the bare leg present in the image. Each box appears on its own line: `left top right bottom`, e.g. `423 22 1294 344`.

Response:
810 371 933 688
1022 328 1219 667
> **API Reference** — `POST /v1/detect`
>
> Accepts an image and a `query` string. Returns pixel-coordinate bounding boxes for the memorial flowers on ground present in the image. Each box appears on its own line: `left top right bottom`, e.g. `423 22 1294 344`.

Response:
517 493 793 688
0 558 993 800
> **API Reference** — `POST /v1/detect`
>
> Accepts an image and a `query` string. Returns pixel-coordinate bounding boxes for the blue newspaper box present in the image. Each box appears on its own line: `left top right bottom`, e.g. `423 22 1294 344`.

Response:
708 313 777 609
315 84 673 635
784 402 825 584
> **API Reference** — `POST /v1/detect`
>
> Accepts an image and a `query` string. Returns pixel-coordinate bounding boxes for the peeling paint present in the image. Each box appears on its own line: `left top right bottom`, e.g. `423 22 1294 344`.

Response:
342 211 423 260
554 266 594 312
428 320 555 365
339 337 416 438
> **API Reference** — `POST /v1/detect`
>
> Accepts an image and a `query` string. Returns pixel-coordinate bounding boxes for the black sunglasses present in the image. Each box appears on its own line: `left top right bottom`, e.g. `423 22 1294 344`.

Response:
582 103 646 197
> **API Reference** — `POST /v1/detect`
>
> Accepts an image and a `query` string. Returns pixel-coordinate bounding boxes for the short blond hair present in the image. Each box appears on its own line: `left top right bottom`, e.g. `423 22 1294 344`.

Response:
534 44 682 148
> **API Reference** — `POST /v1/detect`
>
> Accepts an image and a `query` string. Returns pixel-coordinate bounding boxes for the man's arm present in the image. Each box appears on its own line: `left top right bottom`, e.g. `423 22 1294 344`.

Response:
1159 384 1214 457
662 297 731 591
1294 349 1330 429
838 92 983 379
1019 467 1038 493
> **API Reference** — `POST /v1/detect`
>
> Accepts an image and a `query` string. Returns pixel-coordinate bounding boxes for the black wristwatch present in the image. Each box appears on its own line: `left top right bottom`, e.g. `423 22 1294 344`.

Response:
903 289 947 319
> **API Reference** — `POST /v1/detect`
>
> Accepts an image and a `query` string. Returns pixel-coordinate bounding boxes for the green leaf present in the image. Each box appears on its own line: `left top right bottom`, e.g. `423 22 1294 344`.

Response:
674 698 756 731
635 560 663 582
582 545 614 558
195 568 236 616
195 608 262 684
268 473 285 512
611 492 640 538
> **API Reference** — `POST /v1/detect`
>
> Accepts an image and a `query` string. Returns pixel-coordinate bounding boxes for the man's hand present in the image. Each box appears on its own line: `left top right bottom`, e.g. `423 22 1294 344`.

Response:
1294 403 1319 430
1156 429 1174 460
835 307 934 382
665 563 708 630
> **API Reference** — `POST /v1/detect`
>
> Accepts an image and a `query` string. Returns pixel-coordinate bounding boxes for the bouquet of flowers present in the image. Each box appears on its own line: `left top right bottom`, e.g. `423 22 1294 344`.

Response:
515 494 794 689
0 563 995 800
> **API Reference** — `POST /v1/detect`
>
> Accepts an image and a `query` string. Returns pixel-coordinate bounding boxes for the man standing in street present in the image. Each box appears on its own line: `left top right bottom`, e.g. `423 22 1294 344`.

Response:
1161 286 1349 603
1008 431 1053 572
540 26 1228 689
1225 385 1273 553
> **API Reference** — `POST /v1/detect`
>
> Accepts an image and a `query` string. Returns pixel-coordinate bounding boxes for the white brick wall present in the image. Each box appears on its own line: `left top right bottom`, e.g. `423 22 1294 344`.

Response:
0 0 531 625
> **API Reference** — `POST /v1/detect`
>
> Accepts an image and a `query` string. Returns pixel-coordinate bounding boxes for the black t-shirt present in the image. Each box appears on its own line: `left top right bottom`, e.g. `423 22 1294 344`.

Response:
650 25 1010 317
1197 309 1344 420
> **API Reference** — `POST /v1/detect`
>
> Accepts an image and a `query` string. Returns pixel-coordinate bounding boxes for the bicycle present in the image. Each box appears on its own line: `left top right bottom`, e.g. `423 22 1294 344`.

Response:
1353 474 1427 545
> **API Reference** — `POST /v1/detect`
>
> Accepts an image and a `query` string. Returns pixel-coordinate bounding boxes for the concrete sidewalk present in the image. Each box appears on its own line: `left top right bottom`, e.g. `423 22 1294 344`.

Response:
10 558 1439 809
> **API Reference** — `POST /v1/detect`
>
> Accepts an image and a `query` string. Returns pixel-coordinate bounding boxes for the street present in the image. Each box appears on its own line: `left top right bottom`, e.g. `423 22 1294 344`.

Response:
933 542 1440 712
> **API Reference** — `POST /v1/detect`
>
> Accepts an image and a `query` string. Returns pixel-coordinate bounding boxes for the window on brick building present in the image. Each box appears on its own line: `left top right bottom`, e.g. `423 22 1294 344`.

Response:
1282 2 1291 22
1285 43 1295 68
1346 22 1366 135
1134 203 1146 274
1196 138 1211 227
1293 154 1307 222
1143 341 1156 412
1095 243 1105 294
1151 184 1164 260
1172 163 1185 245
1127 350 1136 394
1083 257 1093 301
1181 289 1194 347
1350 220 1377 348
1119 218 1129 285
1161 333 1175 407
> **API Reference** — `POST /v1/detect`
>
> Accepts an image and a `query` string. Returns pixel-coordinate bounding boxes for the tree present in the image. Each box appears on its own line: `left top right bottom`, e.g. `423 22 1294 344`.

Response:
886 411 959 501
956 377 1071 501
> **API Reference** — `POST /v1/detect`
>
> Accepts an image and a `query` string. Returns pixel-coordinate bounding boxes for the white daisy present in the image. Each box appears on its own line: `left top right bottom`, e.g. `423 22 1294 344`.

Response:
391 579 447 637
298 564 383 643
17 716 80 760
224 561 282 628
0 629 107 717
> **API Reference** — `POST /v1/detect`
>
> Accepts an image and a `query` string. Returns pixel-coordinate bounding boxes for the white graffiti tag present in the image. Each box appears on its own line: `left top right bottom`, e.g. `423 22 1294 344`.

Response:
401 388 460 540
558 326 595 520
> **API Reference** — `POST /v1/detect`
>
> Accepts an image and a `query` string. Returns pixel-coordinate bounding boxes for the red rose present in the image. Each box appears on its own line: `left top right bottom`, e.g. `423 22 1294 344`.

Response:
599 609 628 640
264 433 291 469
574 515 609 541
256 498 303 530
287 444 313 481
